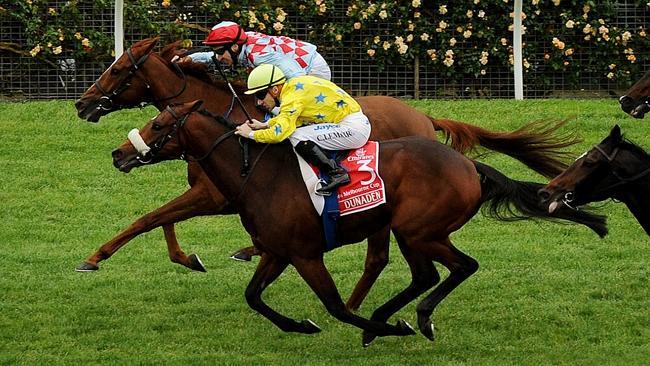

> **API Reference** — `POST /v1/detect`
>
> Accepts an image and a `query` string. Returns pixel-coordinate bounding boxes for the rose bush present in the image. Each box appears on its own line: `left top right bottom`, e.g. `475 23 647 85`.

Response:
2 0 648 91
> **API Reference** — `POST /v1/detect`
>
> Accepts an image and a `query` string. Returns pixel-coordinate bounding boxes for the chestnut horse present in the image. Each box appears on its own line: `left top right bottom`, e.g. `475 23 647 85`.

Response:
75 38 581 310
619 70 649 119
111 100 607 345
539 125 650 236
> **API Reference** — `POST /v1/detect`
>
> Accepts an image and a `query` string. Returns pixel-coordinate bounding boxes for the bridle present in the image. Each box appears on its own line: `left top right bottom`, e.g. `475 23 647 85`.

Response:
591 143 650 190
562 143 650 209
93 47 187 111
142 106 243 164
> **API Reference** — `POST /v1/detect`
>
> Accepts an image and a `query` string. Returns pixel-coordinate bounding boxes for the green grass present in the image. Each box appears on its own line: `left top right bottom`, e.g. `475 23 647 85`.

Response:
0 99 648 365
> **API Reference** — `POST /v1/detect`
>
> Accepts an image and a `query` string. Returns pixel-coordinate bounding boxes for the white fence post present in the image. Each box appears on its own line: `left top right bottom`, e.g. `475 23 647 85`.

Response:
115 0 124 60
513 0 524 100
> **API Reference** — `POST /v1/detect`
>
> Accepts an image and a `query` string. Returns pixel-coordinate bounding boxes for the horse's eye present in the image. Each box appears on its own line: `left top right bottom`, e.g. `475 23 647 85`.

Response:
582 157 599 167
152 123 162 131
111 68 120 75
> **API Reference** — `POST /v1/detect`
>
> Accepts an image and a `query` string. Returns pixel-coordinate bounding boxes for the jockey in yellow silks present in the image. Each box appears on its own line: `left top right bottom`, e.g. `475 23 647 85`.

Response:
235 64 371 195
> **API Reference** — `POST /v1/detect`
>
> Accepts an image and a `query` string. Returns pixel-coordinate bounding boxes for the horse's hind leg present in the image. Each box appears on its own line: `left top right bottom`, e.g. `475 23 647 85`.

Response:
244 253 321 334
345 226 391 312
415 238 478 341
291 256 416 341
76 183 229 272
361 232 440 346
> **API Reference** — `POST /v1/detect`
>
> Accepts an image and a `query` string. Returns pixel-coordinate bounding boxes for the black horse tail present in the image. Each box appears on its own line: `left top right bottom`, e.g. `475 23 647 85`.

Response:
473 161 608 238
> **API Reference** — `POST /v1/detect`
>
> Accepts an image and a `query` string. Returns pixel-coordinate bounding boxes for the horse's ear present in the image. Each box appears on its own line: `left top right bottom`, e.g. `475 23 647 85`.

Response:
160 40 184 61
189 100 204 112
143 37 160 54
610 124 622 142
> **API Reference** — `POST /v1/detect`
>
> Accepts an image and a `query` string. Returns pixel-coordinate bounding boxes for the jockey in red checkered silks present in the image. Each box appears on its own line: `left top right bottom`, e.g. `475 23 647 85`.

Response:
174 21 332 115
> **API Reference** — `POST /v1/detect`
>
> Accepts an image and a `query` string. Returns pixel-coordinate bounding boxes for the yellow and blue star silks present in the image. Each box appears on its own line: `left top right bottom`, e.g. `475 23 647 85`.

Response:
251 75 361 144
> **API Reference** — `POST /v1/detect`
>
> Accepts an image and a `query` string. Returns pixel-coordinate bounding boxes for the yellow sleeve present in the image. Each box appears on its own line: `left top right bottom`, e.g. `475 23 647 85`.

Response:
252 98 303 144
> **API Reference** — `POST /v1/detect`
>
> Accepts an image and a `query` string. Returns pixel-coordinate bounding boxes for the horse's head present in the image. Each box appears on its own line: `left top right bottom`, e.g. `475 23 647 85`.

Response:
539 125 647 211
112 100 205 172
619 70 650 119
75 38 161 122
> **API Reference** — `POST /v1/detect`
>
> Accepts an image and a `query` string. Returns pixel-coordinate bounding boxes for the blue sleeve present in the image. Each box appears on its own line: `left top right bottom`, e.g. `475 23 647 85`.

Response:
187 52 215 65
252 51 306 80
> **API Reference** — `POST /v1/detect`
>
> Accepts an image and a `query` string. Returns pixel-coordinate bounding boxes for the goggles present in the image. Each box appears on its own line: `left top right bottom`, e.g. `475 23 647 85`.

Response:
254 88 270 100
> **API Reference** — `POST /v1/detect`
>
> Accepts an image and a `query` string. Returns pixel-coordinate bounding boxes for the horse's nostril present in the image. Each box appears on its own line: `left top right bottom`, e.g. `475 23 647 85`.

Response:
112 149 123 160
538 189 551 200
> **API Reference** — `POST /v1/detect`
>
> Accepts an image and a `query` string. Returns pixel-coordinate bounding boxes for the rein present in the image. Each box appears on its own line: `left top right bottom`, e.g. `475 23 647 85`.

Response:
93 47 187 111
211 54 256 176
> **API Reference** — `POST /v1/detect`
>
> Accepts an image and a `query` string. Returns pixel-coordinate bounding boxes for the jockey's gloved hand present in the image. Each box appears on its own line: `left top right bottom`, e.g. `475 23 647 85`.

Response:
247 119 269 130
171 55 191 63
235 123 254 139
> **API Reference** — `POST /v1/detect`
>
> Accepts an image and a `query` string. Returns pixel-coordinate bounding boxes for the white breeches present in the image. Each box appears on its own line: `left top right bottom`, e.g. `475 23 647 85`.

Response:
289 112 371 150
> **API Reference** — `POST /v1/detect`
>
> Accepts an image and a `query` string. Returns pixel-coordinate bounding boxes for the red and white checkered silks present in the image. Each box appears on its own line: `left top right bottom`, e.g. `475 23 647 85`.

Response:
244 32 318 70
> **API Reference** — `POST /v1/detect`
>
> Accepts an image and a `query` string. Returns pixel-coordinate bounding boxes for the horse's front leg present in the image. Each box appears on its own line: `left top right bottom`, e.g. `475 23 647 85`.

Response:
291 256 415 343
244 253 321 334
76 181 231 272
229 245 262 262
345 226 391 311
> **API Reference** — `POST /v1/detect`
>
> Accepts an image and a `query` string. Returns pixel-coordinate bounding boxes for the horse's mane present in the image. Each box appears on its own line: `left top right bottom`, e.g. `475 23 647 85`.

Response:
157 41 248 95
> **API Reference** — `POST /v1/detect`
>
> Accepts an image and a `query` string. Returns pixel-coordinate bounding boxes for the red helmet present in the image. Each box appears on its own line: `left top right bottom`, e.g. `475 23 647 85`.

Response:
203 21 248 46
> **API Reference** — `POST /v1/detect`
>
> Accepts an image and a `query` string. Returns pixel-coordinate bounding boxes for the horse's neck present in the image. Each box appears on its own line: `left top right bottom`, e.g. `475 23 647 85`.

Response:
144 61 249 119
617 181 650 236
182 119 295 206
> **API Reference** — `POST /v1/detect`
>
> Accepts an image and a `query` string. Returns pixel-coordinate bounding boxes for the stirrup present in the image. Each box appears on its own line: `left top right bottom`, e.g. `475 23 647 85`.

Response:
315 180 334 196
315 174 350 196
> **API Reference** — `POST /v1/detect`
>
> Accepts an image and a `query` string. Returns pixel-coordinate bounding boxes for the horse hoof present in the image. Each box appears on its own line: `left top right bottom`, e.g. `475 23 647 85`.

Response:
396 319 416 336
75 262 99 272
229 250 252 262
362 331 377 347
300 319 321 334
419 319 435 341
187 254 207 272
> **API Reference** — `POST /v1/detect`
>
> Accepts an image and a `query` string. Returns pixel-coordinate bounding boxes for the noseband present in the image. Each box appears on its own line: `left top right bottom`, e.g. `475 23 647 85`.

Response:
93 47 187 111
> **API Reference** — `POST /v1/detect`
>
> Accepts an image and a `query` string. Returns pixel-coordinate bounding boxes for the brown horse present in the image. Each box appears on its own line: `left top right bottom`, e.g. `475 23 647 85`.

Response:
619 70 650 119
75 37 582 310
111 100 606 345
539 125 650 236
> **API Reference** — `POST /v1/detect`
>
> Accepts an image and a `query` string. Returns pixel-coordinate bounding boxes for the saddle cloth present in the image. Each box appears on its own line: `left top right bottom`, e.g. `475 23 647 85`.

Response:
296 141 386 216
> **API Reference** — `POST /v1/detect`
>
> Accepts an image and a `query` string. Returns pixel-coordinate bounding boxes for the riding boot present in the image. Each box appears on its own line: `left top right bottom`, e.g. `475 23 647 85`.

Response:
295 140 350 196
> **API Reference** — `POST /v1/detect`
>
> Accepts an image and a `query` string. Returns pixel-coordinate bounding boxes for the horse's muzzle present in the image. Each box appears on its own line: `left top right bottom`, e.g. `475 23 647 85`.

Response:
631 103 649 119
112 148 142 172
75 98 105 123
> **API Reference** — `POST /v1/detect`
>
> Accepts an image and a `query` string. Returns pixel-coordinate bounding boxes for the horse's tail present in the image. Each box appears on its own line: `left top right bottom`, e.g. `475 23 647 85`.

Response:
473 161 608 238
429 117 578 179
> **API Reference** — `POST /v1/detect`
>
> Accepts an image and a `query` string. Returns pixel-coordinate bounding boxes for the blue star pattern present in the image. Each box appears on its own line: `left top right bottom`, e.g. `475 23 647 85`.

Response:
315 113 326 120
295 82 304 91
274 125 282 136
315 93 326 103
336 99 347 108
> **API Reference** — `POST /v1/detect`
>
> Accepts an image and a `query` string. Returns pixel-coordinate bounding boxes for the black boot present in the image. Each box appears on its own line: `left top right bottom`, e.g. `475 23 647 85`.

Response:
295 140 350 196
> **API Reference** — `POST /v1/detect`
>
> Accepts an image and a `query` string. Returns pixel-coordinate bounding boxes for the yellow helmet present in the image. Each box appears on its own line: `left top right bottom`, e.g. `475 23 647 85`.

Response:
244 64 286 95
